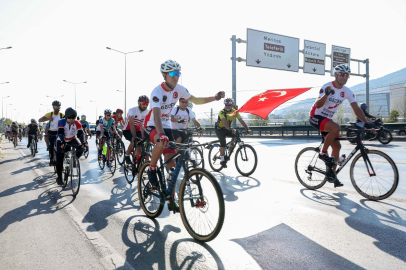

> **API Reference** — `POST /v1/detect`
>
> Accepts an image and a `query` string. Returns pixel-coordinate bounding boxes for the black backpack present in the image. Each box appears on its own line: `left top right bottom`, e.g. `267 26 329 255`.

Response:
174 106 189 116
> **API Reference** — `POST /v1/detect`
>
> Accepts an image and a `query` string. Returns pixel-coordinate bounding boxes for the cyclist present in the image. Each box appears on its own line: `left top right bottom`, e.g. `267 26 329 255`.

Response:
95 115 103 142
11 122 18 145
79 115 90 141
39 100 64 166
171 99 204 143
18 124 23 141
5 125 11 139
55 107 86 185
143 59 225 212
112 109 125 138
97 109 120 159
309 64 373 187
214 98 252 168
123 95 150 165
27 119 40 152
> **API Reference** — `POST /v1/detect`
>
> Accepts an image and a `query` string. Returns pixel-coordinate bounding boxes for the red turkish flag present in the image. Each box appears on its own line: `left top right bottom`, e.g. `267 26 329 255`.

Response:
234 87 312 119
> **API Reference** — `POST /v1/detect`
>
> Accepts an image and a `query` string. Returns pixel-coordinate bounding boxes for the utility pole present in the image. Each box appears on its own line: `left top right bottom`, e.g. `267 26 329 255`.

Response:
210 108 213 126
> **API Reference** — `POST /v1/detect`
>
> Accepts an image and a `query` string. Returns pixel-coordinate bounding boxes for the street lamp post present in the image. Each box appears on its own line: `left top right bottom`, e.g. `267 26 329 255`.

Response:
106 47 143 120
116 90 125 113
2 95 10 119
6 104 12 120
90 100 97 121
63 80 86 110
11 109 16 120
0 46 12 51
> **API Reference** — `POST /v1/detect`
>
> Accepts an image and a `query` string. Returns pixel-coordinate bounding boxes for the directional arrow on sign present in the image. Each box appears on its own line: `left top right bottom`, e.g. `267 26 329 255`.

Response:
287 63 291 68
313 68 317 72
255 59 261 64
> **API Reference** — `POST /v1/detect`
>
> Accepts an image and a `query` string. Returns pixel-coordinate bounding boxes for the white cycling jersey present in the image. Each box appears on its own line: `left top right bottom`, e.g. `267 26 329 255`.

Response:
310 81 356 119
123 106 149 132
171 106 196 130
144 83 192 129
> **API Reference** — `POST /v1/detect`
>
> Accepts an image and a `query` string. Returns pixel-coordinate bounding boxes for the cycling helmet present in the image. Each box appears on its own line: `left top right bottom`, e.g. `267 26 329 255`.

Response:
65 107 77 119
104 109 112 115
160 59 181 72
52 100 61 106
188 101 193 110
12 122 15 125
360 103 367 110
116 109 123 114
224 98 235 106
334 64 351 74
81 115 86 119
30 119 36 122
138 95 149 103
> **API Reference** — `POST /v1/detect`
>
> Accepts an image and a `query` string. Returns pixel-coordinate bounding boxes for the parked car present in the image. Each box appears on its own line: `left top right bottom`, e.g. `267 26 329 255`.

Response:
394 127 406 136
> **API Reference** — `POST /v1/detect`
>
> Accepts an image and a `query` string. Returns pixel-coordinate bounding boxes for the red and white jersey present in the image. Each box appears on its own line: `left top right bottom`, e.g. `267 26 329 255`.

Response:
144 83 192 129
309 81 356 119
112 115 124 126
123 106 149 132
57 119 83 142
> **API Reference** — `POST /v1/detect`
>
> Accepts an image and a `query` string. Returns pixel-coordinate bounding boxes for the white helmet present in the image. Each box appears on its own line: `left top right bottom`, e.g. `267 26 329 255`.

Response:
334 64 351 74
160 60 181 72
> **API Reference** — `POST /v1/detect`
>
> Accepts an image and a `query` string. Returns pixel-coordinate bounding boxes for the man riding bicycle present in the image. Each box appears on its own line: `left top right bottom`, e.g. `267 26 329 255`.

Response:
39 100 64 166
143 59 225 212
171 99 204 143
27 119 40 152
56 108 86 185
113 109 125 138
214 98 252 168
309 64 374 187
97 109 121 159
79 115 90 141
123 95 150 165
11 122 18 145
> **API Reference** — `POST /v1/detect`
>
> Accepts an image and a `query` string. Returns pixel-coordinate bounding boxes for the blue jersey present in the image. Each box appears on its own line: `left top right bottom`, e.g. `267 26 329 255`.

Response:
80 120 89 130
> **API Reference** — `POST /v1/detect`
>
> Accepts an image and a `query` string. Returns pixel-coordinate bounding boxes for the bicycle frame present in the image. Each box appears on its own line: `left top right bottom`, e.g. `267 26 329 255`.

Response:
314 129 377 177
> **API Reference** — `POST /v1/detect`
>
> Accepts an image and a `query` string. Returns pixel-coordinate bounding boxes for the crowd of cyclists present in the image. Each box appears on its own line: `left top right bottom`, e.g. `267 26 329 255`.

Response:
2 61 378 191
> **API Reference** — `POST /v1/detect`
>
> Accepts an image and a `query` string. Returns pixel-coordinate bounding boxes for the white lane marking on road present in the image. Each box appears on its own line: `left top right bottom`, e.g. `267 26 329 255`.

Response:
18 148 135 270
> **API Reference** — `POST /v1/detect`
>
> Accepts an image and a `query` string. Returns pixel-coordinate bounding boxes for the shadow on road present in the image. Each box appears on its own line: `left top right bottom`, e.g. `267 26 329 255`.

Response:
213 172 260 202
117 215 225 269
300 189 406 263
0 173 55 198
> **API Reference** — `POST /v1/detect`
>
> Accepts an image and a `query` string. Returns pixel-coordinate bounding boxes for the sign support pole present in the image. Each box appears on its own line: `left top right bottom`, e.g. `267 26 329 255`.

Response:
231 35 237 127
365 58 370 112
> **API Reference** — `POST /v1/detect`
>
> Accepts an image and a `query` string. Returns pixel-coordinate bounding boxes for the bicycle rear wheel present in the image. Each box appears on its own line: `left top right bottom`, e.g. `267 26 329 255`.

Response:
124 155 136 184
70 156 81 196
350 150 398 200
187 147 205 170
208 145 223 172
116 140 125 165
137 162 164 218
179 168 225 242
295 147 327 189
235 144 257 176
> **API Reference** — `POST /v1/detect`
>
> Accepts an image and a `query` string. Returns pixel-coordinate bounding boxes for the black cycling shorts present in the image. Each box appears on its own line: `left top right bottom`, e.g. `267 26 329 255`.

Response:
144 126 176 154
215 128 236 147
96 131 101 137
309 115 339 137
172 130 189 143
123 130 143 146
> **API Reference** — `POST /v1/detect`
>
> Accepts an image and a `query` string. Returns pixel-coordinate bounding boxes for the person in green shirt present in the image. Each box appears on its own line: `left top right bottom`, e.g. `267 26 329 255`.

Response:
215 98 251 167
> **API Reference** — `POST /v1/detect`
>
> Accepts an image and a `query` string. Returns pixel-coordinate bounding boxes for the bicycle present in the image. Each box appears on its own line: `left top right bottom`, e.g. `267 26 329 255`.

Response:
295 126 399 200
112 135 125 166
13 134 17 148
18 133 22 142
61 144 82 196
138 141 225 242
123 137 152 184
82 140 89 159
208 130 257 176
98 134 117 175
29 135 38 157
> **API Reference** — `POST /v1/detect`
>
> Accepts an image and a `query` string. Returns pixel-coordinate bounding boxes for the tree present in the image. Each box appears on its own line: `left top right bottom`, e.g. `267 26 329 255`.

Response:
249 114 269 126
388 109 399 123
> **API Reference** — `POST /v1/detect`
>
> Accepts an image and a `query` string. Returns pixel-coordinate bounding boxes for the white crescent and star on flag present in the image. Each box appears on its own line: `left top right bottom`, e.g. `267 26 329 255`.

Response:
257 90 287 101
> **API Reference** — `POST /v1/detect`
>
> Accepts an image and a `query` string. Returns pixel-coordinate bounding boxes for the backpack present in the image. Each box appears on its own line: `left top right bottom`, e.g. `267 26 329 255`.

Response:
175 106 189 116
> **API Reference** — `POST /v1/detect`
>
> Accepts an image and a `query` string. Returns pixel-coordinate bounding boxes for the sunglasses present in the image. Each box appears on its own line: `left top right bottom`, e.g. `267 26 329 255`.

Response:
338 72 350 78
106 114 111 117
141 102 149 106
67 116 76 119
168 71 181 77
180 100 188 104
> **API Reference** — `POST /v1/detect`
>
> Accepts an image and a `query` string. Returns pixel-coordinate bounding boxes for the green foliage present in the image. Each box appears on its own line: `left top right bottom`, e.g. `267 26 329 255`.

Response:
249 114 269 126
388 109 399 123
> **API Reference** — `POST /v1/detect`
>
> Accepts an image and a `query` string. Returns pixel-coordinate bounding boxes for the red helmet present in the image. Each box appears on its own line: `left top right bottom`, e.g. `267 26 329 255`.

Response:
116 109 123 114
138 95 149 103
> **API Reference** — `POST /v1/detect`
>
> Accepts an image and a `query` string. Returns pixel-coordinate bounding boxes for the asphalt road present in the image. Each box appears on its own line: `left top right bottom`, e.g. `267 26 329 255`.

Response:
0 136 405 270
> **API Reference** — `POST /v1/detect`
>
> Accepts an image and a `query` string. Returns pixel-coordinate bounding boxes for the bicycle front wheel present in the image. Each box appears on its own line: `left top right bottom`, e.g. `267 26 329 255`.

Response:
108 148 116 174
116 140 125 165
234 144 257 176
295 147 327 190
124 155 136 184
31 144 35 157
208 145 223 172
137 162 164 218
70 156 81 196
350 150 398 200
188 147 205 170
179 168 225 242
